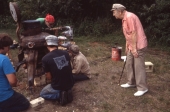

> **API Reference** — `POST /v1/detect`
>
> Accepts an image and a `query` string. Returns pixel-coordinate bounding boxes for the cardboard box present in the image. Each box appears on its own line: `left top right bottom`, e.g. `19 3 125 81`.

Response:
145 62 154 72
30 97 44 108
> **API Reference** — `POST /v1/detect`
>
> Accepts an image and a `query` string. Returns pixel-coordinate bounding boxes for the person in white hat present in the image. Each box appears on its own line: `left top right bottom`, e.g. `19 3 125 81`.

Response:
68 44 90 82
40 35 74 105
111 4 148 96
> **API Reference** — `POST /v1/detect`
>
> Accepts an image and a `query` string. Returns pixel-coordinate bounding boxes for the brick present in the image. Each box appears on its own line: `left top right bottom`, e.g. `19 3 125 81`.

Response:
30 97 44 108
145 62 154 72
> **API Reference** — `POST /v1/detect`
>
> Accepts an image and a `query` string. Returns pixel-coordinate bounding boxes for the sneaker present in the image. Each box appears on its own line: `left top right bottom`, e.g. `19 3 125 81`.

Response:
134 89 148 96
121 83 136 88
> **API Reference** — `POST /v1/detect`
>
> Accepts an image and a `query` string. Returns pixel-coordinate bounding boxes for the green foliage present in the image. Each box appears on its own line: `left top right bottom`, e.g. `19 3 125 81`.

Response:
0 0 16 28
140 0 170 46
0 0 11 15
0 15 16 29
75 18 117 37
2 0 170 48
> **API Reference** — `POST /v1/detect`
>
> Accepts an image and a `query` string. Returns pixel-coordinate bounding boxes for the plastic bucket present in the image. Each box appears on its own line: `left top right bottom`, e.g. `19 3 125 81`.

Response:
112 47 122 61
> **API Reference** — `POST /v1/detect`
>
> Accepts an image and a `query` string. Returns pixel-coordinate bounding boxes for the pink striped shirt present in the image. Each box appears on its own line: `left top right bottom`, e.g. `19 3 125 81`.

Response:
122 11 147 50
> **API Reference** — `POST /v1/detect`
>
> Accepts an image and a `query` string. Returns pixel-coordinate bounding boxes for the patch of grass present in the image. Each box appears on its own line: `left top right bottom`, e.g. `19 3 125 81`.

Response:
85 82 97 93
141 97 152 104
1 29 170 112
145 49 170 75
0 29 17 40
111 75 116 80
92 72 99 76
101 102 113 112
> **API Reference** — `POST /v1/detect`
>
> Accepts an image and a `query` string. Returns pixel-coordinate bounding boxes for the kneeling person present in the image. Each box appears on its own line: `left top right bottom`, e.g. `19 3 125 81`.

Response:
40 35 74 105
69 44 90 82
0 33 30 112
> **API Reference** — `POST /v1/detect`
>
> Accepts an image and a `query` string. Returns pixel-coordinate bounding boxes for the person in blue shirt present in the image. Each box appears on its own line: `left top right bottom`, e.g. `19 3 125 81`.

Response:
0 33 30 112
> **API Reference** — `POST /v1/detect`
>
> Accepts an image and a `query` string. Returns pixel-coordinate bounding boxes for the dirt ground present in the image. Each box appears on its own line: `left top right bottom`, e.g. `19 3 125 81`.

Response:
11 42 170 112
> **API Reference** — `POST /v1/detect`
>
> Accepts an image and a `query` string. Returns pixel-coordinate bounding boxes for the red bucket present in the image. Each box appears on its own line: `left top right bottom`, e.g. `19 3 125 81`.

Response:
112 47 122 61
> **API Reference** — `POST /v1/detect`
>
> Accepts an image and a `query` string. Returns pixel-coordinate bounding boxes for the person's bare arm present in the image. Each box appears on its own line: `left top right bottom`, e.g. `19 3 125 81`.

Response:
6 73 17 87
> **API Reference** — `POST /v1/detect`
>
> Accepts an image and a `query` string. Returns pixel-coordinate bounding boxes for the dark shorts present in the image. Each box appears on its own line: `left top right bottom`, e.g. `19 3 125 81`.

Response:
0 91 30 112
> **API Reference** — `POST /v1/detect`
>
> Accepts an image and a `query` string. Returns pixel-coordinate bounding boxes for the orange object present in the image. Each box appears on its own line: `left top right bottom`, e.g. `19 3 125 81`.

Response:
112 47 122 61
45 14 55 23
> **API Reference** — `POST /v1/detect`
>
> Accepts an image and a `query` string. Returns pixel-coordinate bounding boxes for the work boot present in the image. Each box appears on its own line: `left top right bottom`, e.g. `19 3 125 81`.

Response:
59 91 68 106
67 90 73 103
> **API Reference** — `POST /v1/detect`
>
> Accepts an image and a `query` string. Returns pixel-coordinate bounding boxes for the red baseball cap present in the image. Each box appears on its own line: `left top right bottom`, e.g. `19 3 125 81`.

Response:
45 14 55 23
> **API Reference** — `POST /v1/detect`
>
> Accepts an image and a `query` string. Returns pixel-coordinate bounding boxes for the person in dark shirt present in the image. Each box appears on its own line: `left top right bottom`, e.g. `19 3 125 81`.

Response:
40 35 74 103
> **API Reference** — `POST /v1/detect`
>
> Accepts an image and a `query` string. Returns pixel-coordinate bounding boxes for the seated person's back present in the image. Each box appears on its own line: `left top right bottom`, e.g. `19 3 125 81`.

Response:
68 44 90 82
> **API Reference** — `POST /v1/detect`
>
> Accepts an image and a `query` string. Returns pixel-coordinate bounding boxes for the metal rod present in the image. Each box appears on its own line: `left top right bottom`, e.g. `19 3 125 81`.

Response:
118 56 127 85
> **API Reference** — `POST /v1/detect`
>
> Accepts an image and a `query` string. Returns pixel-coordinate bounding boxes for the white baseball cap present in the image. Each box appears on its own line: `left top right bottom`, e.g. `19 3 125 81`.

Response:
111 4 126 11
45 35 58 46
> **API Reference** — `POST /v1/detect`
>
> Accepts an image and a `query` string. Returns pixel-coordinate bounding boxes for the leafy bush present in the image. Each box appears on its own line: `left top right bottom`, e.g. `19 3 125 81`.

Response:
140 0 170 46
0 15 16 29
2 0 170 48
75 18 118 37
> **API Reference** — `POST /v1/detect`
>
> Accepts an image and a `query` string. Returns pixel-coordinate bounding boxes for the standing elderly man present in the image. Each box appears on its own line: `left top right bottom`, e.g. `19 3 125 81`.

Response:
111 4 148 96
68 44 90 82
40 35 74 105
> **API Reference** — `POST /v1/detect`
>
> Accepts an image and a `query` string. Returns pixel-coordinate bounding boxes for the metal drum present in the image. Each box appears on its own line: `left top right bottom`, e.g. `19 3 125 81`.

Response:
22 20 42 36
20 32 50 48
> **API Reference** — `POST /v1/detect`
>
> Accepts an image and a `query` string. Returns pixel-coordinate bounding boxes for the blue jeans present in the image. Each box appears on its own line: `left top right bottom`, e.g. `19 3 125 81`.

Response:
40 84 60 100
0 91 30 112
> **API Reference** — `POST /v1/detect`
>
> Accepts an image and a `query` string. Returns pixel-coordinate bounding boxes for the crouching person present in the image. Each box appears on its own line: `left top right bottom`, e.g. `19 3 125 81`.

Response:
0 33 30 112
40 35 74 106
68 44 90 82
